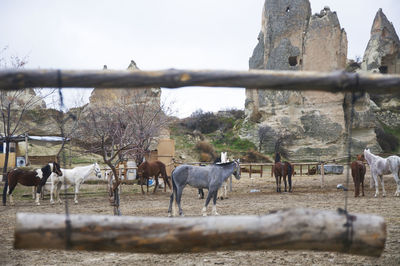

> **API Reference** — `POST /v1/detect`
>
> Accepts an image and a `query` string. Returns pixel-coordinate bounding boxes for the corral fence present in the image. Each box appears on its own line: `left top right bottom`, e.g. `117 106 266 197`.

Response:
3 68 399 256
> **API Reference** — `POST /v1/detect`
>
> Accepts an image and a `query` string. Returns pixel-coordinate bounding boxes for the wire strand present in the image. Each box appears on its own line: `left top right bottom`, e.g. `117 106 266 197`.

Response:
57 70 72 249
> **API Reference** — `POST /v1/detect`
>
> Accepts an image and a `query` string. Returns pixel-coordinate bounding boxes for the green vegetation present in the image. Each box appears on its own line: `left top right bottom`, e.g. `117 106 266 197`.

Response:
378 124 400 153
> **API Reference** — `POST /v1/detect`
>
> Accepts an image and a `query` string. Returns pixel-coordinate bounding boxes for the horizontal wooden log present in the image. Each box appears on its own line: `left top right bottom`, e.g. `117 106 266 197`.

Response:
14 208 386 257
0 69 399 94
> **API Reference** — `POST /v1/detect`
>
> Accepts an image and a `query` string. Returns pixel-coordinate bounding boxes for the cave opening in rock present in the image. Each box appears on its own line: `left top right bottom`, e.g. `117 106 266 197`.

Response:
379 66 388 74
289 56 298 66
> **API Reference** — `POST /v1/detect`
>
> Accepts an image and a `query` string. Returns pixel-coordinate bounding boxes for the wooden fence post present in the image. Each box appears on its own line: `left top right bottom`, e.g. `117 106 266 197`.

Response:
321 163 325 188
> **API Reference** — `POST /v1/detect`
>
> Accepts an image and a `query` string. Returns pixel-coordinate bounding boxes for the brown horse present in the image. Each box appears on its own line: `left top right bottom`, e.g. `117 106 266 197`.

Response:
351 159 366 197
274 161 294 192
6 162 62 205
137 160 171 194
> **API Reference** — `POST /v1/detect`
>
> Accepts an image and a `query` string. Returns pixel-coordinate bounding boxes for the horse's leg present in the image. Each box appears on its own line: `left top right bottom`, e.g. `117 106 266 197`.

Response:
74 183 80 204
35 185 41 206
50 181 55 204
198 189 204 199
163 175 167 192
278 175 282 193
168 191 174 217
165 176 172 191
372 173 379 197
153 176 159 194
389 164 400 196
283 174 287 192
7 176 18 205
275 175 279 192
212 190 219 216
224 180 228 199
354 174 360 197
288 174 292 192
32 186 36 200
56 182 63 203
140 176 145 195
176 187 184 216
202 190 213 217
361 176 365 197
395 170 400 197
380 175 386 197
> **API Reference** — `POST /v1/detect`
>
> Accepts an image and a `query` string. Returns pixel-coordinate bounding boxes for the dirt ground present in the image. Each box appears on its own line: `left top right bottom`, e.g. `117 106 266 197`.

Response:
1 170 400 266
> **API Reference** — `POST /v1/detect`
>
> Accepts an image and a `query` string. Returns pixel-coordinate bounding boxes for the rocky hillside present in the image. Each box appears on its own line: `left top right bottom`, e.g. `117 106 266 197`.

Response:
244 0 399 161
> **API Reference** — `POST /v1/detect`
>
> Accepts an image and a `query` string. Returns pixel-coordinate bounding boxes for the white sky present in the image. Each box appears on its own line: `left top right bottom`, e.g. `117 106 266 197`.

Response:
0 0 399 118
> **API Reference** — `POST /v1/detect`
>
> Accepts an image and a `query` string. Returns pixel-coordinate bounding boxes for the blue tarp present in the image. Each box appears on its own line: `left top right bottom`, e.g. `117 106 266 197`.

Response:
317 164 344 174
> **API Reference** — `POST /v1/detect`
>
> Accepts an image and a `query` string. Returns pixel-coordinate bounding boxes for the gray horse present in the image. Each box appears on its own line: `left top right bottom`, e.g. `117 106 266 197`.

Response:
168 160 241 217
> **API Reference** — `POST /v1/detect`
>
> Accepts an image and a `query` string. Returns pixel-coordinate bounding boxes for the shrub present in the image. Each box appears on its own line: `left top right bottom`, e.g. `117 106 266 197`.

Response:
376 127 399 152
184 109 243 134
195 141 216 161
199 152 212 162
241 150 272 163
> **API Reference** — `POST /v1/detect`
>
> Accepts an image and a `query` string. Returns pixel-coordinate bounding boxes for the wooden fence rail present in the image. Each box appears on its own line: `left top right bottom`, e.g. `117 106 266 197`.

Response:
0 69 399 93
14 208 386 257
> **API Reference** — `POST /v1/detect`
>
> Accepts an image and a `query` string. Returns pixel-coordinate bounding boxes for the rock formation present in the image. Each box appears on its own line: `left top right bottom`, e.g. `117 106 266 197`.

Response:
244 0 381 161
361 9 400 129
89 60 161 108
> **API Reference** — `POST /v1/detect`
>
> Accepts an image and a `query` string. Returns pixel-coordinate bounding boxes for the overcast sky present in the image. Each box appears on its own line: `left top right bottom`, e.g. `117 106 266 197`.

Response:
1 0 399 117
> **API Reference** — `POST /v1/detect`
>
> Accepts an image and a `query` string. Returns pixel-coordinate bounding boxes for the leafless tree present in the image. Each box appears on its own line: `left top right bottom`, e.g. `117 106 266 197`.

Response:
1 46 55 205
76 90 172 214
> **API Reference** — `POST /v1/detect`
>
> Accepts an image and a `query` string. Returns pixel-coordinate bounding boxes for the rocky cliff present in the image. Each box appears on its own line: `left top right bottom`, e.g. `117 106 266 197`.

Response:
244 0 381 161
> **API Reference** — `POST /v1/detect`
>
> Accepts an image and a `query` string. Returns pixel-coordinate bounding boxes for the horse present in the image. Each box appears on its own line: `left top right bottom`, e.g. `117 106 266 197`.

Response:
351 159 366 197
6 162 62 206
364 149 400 197
198 152 229 200
273 161 294 192
137 160 171 194
49 162 102 204
168 160 241 217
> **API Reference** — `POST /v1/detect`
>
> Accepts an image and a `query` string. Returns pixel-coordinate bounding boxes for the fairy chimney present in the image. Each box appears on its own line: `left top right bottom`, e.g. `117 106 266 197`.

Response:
243 0 380 161
89 60 161 107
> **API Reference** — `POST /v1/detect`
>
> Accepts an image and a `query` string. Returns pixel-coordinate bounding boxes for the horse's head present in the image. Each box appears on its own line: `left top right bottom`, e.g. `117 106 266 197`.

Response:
93 162 102 179
52 162 63 176
233 159 241 180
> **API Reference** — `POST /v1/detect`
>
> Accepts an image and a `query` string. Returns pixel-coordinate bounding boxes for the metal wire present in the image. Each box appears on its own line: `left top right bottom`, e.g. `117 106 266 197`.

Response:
57 70 72 249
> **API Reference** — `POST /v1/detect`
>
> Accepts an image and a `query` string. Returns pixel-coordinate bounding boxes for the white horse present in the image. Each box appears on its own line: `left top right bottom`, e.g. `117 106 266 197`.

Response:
218 152 229 199
364 149 400 197
50 163 102 204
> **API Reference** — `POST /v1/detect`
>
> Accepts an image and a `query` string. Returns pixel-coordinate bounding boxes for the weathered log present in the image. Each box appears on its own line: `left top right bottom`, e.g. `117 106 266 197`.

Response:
14 208 386 257
0 69 399 94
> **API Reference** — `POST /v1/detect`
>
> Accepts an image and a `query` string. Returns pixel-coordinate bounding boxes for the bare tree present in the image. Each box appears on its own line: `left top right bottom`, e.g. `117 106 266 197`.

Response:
76 90 172 214
1 47 55 205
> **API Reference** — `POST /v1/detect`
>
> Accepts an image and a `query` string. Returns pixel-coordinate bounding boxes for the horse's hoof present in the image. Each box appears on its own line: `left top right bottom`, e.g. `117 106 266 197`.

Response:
168 213 172 217
50 201 55 205
213 212 220 216
74 201 78 204
202 213 207 217
36 202 40 206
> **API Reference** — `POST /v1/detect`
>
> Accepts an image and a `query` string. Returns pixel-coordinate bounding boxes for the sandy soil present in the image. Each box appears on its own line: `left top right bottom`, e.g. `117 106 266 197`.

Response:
1 170 399 265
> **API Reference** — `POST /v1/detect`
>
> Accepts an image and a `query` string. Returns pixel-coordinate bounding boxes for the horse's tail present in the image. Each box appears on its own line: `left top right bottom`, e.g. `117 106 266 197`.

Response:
2 171 9 205
170 168 177 199
287 163 292 178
